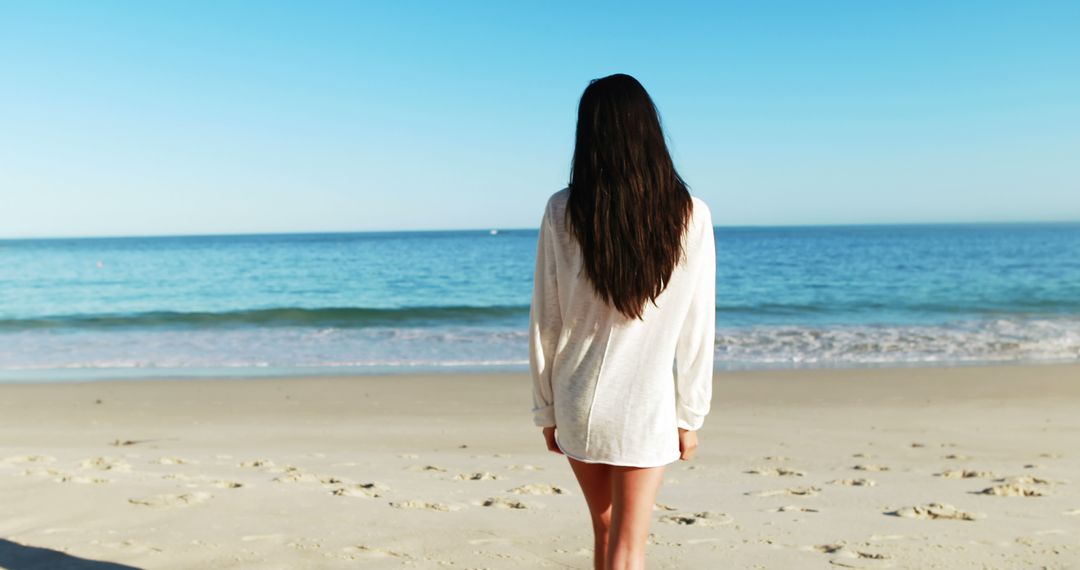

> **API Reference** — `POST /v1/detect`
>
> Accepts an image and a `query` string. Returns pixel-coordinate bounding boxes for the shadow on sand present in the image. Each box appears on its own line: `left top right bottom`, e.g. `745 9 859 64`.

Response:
0 538 143 570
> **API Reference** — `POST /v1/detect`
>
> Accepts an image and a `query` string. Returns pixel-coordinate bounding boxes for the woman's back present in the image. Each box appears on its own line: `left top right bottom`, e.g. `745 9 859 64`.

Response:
529 186 716 467
529 72 715 568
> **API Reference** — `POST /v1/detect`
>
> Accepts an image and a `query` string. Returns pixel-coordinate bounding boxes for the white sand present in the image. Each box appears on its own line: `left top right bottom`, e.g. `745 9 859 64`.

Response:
1 364 1078 569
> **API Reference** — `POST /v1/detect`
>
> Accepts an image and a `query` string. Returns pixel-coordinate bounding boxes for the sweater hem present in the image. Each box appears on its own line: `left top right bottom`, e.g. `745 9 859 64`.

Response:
556 433 680 468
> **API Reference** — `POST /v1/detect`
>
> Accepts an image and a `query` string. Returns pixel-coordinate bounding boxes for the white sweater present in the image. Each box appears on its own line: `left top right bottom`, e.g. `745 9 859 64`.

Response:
529 187 716 467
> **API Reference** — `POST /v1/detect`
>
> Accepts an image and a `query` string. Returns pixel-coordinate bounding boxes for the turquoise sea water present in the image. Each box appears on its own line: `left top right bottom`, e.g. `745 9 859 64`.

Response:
1 223 1079 381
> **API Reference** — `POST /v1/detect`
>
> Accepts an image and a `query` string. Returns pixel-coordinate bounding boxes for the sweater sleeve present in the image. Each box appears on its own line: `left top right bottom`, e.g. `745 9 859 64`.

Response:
674 202 716 431
528 202 562 427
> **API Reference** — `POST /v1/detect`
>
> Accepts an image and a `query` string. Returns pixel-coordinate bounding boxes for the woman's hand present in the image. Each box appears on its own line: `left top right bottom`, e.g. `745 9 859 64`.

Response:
542 426 563 455
678 428 698 460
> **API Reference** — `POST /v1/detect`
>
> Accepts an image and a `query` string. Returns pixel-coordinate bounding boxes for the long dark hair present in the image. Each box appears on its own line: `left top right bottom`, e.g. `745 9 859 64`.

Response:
564 73 693 321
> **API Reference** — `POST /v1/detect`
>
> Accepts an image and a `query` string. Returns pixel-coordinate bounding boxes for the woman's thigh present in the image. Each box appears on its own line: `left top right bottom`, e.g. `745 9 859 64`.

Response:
610 464 665 539
567 456 613 525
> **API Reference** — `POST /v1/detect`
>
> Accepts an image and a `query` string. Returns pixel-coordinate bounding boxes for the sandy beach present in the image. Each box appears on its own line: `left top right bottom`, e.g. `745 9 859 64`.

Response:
1 364 1078 569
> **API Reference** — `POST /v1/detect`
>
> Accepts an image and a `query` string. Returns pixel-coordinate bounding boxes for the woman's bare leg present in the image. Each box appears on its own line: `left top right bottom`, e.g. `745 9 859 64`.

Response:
567 456 613 570
607 464 665 570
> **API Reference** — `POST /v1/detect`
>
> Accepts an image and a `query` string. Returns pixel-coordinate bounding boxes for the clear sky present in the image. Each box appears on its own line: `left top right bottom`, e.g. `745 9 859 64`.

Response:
2 1 1078 238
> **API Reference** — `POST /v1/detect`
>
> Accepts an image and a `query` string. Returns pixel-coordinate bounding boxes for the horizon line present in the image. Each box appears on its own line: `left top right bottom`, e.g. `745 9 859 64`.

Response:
3 219 1080 242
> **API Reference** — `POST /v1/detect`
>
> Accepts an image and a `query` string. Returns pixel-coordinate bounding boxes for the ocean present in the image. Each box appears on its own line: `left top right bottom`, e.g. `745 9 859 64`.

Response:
2 223 1079 381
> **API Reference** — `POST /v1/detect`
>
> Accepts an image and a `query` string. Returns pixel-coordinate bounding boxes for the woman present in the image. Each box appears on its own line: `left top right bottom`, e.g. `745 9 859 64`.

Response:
528 73 716 570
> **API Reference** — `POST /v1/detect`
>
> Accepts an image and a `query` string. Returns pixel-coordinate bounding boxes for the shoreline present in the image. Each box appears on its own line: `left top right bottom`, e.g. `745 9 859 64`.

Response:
1 357 1078 385
1 364 1078 568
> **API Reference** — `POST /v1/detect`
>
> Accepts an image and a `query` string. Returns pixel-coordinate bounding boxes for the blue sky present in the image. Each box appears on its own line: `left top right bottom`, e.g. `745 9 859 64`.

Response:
1 1 1078 238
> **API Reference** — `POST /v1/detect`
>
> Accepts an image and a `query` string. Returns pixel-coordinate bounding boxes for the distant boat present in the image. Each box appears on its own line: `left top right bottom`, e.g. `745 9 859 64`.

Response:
490 229 498 235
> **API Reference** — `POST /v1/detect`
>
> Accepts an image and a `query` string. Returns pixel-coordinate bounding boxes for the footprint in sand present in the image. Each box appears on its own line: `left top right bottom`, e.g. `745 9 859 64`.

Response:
272 470 323 483
852 453 877 459
974 483 1047 497
654 503 679 511
852 464 889 472
648 535 685 547
213 480 244 489
151 457 196 465
397 453 420 459
265 464 305 474
763 455 790 461
2 454 56 464
331 485 379 499
481 497 531 509
287 538 322 552
910 442 927 448
745 467 805 477
995 475 1063 486
388 499 457 512
828 478 876 487
24 467 108 484
508 483 569 495
406 464 447 473
80 456 132 472
22 467 68 478
331 482 386 498
109 438 146 447
1038 452 1064 459
58 473 109 484
750 486 822 497
128 492 213 508
809 542 890 564
272 469 363 488
943 454 971 460
658 511 732 526
772 505 819 513
454 471 502 481
506 464 543 471
238 459 276 469
885 502 981 521
936 469 997 479
1024 463 1047 469
161 473 226 487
